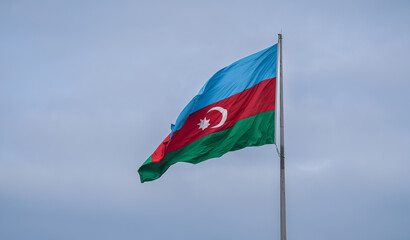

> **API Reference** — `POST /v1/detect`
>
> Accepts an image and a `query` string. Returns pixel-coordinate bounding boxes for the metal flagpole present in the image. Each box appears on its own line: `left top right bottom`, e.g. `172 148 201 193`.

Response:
278 33 287 240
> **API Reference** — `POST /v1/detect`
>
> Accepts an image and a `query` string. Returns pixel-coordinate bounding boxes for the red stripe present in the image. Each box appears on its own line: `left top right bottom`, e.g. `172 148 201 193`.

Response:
151 77 276 163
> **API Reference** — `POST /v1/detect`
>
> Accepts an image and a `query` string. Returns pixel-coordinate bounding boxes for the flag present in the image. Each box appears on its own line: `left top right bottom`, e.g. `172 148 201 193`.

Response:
138 44 278 182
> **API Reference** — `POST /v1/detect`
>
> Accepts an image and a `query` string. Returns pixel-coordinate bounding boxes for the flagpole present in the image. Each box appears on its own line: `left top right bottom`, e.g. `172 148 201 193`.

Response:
278 33 287 240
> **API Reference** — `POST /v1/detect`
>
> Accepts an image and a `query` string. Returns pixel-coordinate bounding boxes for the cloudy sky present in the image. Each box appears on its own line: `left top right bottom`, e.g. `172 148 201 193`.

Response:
1 0 410 239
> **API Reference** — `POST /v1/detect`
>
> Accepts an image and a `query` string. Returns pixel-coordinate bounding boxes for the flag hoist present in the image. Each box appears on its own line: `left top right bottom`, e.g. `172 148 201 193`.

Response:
138 34 286 240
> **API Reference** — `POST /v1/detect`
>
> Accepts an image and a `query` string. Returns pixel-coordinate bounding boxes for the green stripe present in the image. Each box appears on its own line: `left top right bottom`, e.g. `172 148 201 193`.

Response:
138 110 275 183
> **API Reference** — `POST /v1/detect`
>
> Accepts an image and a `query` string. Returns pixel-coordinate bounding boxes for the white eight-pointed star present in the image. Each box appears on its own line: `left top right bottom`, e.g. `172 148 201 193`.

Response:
197 117 210 130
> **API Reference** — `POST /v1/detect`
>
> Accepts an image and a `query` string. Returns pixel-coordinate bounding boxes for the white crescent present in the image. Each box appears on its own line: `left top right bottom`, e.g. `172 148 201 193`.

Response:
207 107 228 128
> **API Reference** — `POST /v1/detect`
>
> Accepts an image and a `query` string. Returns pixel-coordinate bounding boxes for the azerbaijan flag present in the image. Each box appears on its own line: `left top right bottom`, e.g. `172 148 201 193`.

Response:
138 44 278 182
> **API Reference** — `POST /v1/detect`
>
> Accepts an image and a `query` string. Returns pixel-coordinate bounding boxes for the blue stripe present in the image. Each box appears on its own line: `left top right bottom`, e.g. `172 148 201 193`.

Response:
171 44 277 134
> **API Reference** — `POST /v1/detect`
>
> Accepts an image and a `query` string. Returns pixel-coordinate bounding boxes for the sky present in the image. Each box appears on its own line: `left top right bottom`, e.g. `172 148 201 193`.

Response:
1 0 410 239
